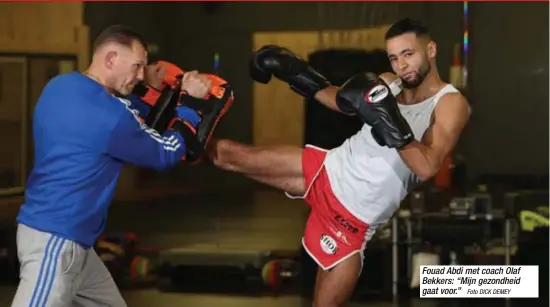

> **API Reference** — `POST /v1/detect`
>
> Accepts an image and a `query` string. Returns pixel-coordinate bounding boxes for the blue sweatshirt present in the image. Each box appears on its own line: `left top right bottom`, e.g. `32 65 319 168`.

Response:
17 72 187 247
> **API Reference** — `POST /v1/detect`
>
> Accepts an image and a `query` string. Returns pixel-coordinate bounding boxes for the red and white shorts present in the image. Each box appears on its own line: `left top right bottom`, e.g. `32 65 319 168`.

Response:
286 145 370 271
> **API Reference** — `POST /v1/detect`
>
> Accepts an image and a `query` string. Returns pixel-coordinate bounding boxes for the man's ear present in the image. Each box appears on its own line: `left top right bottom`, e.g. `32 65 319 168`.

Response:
105 51 117 70
427 41 437 59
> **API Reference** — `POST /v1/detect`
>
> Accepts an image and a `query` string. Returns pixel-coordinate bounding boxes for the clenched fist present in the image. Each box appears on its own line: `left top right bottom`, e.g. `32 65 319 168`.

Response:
181 70 212 99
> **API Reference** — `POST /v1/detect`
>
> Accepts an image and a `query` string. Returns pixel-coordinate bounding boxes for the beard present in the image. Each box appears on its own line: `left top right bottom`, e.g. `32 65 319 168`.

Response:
401 60 431 89
111 79 135 97
119 83 136 96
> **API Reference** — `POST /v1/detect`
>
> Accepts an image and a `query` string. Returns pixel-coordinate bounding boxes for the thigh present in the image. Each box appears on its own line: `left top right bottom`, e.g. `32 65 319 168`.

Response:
300 168 369 268
312 254 362 307
212 139 307 195
247 144 304 177
301 208 367 271
209 139 304 177
248 144 332 197
11 224 84 307
247 174 305 196
299 168 370 306
74 249 126 307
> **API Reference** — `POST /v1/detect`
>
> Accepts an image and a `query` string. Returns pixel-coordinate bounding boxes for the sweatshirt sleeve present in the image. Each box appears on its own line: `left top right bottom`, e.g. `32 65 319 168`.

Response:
126 94 152 118
106 105 186 171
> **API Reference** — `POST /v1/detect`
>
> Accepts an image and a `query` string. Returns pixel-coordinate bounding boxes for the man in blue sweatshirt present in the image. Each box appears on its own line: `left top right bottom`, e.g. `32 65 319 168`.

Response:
11 25 227 307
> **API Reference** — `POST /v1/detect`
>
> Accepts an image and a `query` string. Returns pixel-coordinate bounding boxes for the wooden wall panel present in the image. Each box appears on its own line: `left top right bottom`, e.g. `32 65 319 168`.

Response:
0 2 89 70
252 31 318 147
252 26 389 147
0 2 90 197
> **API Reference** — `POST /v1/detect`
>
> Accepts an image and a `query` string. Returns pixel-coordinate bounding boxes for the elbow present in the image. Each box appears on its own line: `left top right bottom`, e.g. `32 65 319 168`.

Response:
152 135 188 171
416 166 438 182
413 152 443 182
417 173 432 183
152 155 182 171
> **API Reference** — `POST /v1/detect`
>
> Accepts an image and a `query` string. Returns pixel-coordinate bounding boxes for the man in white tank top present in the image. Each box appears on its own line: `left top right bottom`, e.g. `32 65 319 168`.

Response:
205 18 470 306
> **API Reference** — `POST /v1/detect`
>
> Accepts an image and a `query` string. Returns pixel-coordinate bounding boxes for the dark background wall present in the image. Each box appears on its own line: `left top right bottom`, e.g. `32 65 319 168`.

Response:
84 2 548 189
467 2 549 177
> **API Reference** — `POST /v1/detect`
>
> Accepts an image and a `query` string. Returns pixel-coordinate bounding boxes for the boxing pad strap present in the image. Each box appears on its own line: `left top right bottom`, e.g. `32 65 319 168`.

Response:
144 76 182 133
178 94 214 114
177 73 229 114
133 82 150 97
191 83 233 143
133 82 164 108
170 119 201 160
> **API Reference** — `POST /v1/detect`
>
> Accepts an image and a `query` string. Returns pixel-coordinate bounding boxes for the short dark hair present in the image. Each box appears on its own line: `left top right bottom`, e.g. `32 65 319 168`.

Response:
385 18 431 40
92 24 147 52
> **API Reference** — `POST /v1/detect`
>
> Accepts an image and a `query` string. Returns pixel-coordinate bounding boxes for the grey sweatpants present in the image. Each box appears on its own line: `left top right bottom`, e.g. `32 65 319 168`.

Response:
11 223 127 307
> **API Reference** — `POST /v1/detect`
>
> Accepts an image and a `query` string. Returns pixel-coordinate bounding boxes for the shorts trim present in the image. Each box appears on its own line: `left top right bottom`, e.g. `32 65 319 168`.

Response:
284 144 328 200
303 144 328 152
301 237 364 272
285 166 322 199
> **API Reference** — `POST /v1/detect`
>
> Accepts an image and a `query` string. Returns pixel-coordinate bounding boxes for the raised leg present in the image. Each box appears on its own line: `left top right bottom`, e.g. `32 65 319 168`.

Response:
206 138 306 196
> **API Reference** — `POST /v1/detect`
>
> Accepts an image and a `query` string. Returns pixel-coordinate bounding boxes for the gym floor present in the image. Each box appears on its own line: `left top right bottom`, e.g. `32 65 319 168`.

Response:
0 191 545 307
0 285 537 306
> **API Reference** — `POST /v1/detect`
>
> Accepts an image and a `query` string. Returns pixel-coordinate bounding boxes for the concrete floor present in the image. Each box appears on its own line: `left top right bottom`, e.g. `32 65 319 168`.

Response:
0 285 538 307
0 286 312 307
0 190 314 306
104 190 309 251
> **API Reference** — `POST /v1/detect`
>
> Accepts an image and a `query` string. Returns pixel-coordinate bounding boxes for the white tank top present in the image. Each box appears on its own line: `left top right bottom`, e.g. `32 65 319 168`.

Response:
323 84 459 240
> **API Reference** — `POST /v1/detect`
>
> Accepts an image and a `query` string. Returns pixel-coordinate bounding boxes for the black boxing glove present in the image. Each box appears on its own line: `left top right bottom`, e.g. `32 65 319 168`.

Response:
336 72 414 149
250 45 330 99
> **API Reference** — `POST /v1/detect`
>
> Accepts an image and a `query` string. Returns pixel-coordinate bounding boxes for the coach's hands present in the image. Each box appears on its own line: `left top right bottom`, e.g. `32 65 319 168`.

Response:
145 62 167 90
181 71 212 99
